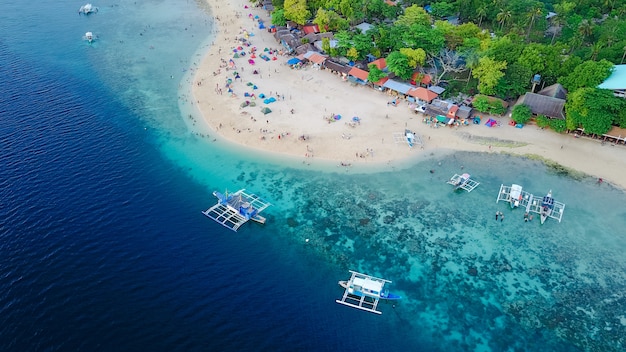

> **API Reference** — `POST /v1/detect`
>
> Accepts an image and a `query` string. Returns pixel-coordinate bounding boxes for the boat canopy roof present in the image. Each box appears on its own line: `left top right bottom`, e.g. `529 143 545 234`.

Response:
542 196 554 206
352 276 384 293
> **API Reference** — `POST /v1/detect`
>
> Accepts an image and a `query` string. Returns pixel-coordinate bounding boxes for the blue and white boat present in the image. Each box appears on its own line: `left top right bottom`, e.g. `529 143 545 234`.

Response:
202 189 271 231
405 129 415 148
336 271 401 314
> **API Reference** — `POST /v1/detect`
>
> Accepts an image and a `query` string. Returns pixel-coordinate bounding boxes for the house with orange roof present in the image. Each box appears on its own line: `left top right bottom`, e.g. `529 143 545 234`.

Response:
407 87 438 103
369 58 387 71
348 67 369 85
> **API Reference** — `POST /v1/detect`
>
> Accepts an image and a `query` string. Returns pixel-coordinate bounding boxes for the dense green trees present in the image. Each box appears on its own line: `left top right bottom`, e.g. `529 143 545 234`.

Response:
511 104 533 124
565 88 624 134
367 64 387 83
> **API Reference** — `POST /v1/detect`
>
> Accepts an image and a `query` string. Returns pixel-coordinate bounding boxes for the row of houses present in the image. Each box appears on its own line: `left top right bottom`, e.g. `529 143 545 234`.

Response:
270 18 626 122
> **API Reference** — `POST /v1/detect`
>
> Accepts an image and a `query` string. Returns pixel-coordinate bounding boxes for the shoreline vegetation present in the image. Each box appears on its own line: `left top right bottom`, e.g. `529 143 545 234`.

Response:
191 0 626 191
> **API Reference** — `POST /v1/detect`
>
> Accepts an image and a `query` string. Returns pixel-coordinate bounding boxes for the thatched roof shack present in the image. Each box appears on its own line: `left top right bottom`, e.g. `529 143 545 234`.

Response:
515 83 567 119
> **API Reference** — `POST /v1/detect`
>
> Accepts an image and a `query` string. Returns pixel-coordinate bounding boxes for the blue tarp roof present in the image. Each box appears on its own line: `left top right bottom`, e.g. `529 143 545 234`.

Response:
598 65 626 90
383 79 413 94
287 57 301 65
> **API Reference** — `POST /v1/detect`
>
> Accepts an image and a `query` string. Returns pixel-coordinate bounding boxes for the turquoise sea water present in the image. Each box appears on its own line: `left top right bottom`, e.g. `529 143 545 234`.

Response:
1 0 626 351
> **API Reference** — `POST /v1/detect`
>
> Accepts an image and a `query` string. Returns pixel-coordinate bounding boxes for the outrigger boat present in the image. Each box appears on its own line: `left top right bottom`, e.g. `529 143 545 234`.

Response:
78 3 98 15
528 189 565 223
540 190 554 224
496 184 532 210
336 270 401 315
202 189 270 231
447 173 480 192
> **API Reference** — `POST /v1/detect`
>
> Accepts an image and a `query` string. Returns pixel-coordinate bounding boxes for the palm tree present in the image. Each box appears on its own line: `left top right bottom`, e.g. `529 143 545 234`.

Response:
549 15 562 45
578 19 593 40
603 0 616 12
496 9 512 31
526 4 543 40
476 6 488 27
591 42 604 61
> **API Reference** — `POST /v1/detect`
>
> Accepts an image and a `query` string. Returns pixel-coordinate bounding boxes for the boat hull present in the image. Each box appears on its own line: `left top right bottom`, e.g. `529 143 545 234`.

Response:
338 281 401 300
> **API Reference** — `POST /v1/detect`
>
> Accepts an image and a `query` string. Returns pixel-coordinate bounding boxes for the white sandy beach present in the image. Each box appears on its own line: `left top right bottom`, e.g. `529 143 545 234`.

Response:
192 0 626 190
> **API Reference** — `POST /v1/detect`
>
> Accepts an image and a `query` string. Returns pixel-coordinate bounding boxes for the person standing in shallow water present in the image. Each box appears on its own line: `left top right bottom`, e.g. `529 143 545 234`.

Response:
496 211 499 220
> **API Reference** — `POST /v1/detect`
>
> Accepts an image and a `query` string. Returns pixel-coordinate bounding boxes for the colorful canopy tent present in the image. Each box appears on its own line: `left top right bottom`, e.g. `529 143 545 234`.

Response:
485 118 497 127
261 107 272 114
263 97 277 104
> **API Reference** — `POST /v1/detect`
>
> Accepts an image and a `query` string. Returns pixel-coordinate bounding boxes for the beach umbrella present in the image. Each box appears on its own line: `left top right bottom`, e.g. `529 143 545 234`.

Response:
233 53 240 58
241 101 249 107
261 107 272 114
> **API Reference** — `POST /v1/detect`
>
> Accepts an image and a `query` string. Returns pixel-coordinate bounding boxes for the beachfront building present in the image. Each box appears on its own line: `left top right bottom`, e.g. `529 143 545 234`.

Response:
598 64 626 99
406 87 438 104
382 79 413 97
348 67 369 85
515 83 567 119
424 99 459 118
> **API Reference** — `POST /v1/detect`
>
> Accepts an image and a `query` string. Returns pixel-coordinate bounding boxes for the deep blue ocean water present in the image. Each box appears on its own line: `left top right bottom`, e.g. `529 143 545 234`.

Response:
2 1 626 351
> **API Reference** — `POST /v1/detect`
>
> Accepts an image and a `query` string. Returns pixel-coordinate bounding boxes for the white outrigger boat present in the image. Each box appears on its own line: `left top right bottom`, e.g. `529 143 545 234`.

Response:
447 173 480 192
336 270 401 315
78 3 98 15
496 184 532 209
202 189 270 231
83 31 95 43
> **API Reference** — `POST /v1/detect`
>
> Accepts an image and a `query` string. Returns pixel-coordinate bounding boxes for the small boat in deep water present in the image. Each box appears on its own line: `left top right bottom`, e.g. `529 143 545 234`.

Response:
201 189 271 231
79 3 98 15
336 270 401 314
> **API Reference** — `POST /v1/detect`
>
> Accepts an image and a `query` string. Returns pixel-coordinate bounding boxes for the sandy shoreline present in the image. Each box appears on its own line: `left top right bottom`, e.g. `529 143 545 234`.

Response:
191 0 626 190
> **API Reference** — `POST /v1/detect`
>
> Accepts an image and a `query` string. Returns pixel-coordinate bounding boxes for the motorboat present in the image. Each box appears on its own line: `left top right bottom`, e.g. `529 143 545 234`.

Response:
79 3 98 15
509 184 523 208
